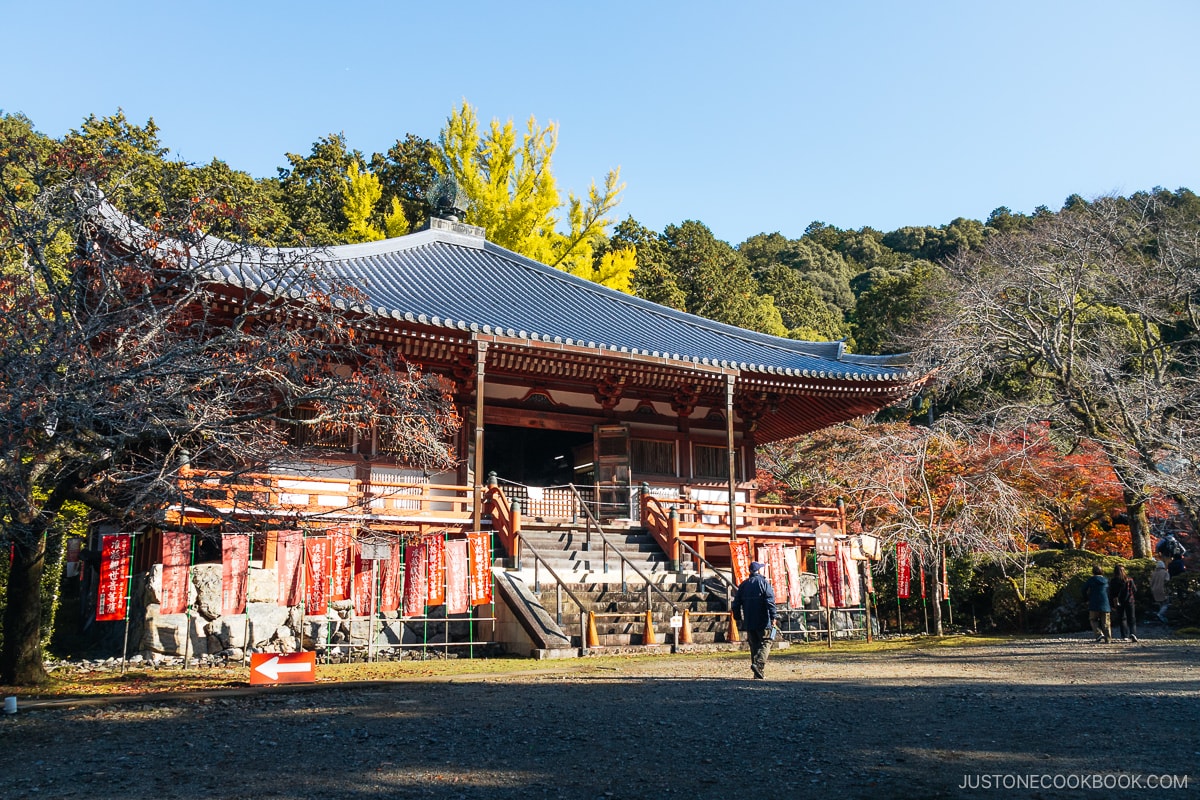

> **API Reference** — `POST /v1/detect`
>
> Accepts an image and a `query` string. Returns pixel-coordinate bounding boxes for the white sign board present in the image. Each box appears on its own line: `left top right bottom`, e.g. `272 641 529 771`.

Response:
359 541 391 561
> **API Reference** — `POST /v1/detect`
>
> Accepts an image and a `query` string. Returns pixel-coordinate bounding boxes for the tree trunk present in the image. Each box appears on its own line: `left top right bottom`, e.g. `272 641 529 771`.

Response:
1122 489 1152 558
1 534 50 686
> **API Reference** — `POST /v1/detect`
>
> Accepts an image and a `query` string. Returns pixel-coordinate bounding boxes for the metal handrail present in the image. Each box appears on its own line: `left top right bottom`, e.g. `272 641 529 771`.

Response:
677 538 738 609
514 537 591 639
567 483 681 614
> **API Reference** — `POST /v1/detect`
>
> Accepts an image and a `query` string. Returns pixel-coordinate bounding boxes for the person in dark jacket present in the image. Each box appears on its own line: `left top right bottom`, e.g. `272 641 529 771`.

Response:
1108 565 1138 642
732 561 777 679
1084 565 1111 643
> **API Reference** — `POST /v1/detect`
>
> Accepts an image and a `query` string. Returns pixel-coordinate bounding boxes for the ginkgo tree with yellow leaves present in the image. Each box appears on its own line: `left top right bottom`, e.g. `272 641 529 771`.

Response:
342 161 409 243
438 101 636 293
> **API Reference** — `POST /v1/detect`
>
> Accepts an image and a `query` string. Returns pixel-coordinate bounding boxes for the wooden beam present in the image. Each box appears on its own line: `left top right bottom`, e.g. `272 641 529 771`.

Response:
726 374 738 542
472 339 488 533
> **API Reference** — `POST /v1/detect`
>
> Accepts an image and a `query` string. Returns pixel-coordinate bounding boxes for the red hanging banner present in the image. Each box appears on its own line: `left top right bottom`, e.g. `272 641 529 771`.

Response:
729 540 752 586
221 534 250 616
445 539 469 615
753 544 792 599
403 542 428 616
919 563 927 599
329 526 354 602
353 545 374 617
276 530 304 607
818 556 842 608
379 540 402 613
426 534 446 606
467 531 492 606
896 540 911 599
941 551 950 601
304 536 330 612
160 532 191 615
96 534 132 621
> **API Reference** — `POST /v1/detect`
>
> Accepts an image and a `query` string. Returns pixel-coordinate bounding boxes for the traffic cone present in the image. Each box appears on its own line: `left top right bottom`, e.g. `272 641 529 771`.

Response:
679 609 694 645
727 611 740 643
585 611 600 649
643 609 657 645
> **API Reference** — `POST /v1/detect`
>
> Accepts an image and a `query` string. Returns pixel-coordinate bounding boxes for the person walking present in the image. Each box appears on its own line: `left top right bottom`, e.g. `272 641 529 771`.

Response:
1108 565 1138 642
1150 559 1170 623
732 561 777 679
1083 565 1111 643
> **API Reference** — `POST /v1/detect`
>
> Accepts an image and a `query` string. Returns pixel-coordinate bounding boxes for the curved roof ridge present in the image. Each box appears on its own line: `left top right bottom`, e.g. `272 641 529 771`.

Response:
90 199 918 382
472 240 847 361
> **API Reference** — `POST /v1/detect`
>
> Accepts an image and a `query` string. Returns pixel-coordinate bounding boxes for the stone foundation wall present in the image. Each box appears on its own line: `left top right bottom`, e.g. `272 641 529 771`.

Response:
132 564 485 661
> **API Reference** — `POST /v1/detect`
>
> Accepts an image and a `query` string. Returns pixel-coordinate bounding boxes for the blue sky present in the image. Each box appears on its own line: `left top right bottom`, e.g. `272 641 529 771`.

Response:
3 1 1198 245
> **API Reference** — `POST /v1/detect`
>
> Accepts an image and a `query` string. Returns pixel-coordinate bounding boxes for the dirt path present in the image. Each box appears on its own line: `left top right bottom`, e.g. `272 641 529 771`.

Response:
1 636 1197 799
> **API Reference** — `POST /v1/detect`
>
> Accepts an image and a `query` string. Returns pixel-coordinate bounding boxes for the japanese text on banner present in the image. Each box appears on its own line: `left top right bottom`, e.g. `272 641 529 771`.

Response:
467 531 492 606
329 526 353 602
160 532 191 615
426 534 446 606
379 539 402 613
305 537 330 612
96 534 132 621
896 540 911 599
221 534 250 616
403 542 428 617
729 540 751 586
276 530 303 607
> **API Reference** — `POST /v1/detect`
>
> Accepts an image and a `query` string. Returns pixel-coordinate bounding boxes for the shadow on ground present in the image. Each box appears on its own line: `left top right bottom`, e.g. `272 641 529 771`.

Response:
1 639 1196 799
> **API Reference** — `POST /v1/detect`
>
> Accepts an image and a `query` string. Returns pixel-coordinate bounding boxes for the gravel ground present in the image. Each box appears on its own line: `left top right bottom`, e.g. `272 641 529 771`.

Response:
1 634 1197 799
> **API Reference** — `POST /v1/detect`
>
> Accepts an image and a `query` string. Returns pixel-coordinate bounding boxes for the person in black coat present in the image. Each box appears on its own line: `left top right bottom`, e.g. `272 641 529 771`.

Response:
1108 564 1138 642
732 561 777 679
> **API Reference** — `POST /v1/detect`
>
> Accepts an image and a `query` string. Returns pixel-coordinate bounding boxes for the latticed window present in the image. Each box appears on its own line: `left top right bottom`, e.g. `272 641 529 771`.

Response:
631 438 676 475
693 444 742 480
286 407 355 451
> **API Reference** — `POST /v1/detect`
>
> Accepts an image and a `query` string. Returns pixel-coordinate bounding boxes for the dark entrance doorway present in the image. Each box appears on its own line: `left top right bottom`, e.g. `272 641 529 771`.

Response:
483 425 593 487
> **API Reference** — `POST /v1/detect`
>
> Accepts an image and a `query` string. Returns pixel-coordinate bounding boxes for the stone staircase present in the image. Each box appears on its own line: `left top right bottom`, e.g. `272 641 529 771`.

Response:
507 522 677 584
541 579 738 647
500 522 741 648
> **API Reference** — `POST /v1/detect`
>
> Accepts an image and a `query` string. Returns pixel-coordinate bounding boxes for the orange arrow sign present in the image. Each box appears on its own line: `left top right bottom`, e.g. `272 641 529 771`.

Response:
249 652 316 685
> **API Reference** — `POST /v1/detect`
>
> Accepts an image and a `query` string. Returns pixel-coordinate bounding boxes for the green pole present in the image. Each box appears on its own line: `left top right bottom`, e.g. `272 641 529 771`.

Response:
119 534 138 674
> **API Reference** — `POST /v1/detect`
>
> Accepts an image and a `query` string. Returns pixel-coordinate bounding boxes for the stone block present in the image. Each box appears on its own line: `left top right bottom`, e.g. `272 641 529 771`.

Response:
245 602 290 648
247 567 276 604
191 564 223 620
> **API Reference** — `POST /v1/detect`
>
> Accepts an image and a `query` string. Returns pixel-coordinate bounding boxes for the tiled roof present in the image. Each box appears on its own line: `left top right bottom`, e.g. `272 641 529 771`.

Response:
92 201 918 383
212 226 918 384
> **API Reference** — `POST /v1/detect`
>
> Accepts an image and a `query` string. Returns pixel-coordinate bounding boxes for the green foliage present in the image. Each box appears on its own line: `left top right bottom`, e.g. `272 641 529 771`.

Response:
882 217 985 262
369 133 438 233
758 264 846 341
273 132 361 244
949 551 1160 633
62 111 170 219
852 260 948 354
660 220 785 335
613 217 686 309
